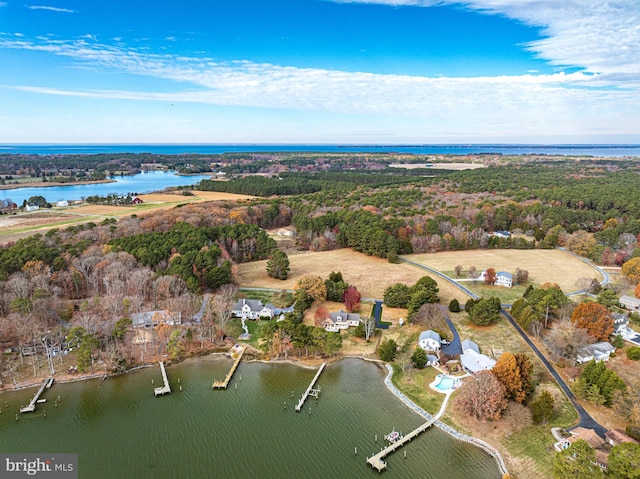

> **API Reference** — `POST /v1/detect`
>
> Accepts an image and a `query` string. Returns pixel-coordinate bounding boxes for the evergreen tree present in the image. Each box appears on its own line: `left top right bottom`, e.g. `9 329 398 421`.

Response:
449 298 461 313
411 347 428 369
266 249 290 280
531 391 555 424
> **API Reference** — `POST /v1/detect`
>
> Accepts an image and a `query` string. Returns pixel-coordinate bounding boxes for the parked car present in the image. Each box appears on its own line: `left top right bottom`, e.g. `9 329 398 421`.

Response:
441 339 451 345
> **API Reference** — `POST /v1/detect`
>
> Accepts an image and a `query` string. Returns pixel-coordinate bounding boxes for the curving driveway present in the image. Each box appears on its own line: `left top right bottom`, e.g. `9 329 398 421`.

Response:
399 256 607 437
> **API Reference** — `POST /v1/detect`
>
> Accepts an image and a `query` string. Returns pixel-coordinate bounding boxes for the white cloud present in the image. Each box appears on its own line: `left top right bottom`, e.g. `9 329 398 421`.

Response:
1 36 639 140
27 5 75 13
329 1 640 76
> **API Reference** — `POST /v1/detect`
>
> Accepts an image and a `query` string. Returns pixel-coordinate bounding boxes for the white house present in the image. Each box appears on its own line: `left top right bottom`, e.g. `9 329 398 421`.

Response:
25 204 39 211
492 230 511 239
460 339 496 374
620 295 640 311
56 200 69 207
478 270 513 287
575 342 616 364
418 330 441 353
232 299 275 320
323 310 361 332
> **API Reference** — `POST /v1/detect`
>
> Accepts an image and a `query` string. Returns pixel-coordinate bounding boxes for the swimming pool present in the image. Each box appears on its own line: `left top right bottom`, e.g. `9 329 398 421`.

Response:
435 376 455 391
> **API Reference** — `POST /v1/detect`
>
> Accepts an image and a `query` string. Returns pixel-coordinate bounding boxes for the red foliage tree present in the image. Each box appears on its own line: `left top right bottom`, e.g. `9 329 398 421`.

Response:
314 306 329 327
484 268 497 285
455 371 508 421
571 302 614 342
343 285 361 313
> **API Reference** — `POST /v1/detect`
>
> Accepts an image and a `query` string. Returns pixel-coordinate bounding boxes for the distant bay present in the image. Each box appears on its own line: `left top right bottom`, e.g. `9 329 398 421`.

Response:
0 171 211 206
2 143 640 157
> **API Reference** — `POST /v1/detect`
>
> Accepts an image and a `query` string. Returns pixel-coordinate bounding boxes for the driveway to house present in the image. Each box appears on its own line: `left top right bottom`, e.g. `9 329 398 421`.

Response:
441 307 462 356
399 256 607 437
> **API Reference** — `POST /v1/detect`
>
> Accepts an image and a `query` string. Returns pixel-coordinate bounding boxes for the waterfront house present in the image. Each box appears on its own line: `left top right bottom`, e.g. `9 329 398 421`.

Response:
131 197 144 204
25 204 39 211
418 330 441 353
605 429 639 446
130 310 182 329
620 295 640 311
554 427 605 451
323 310 361 332
478 270 513 287
56 200 69 207
460 339 496 374
232 299 276 320
575 342 616 364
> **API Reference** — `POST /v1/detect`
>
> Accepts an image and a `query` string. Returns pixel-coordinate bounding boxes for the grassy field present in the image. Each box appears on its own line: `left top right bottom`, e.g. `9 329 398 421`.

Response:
408 249 601 294
236 249 467 303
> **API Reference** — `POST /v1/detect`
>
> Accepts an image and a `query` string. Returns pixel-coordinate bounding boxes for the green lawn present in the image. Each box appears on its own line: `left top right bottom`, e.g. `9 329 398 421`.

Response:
462 282 529 303
236 290 294 308
391 364 444 415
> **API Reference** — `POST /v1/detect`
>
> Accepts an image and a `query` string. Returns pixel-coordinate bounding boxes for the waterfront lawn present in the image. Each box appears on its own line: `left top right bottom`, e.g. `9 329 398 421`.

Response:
226 318 266 348
391 364 444 416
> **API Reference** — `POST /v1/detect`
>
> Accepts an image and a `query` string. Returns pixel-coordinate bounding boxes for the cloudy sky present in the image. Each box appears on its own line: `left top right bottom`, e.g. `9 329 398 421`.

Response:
0 0 638 144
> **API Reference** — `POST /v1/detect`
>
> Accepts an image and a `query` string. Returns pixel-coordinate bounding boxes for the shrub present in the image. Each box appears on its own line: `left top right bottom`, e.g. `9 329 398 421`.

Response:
627 346 640 360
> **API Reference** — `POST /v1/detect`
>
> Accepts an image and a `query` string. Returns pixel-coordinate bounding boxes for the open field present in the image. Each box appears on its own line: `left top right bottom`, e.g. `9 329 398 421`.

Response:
236 248 467 303
408 249 601 294
0 190 256 244
390 162 486 170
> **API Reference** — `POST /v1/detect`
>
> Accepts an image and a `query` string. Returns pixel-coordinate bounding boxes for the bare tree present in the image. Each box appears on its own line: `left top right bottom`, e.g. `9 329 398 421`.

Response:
454 265 463 277
210 284 238 340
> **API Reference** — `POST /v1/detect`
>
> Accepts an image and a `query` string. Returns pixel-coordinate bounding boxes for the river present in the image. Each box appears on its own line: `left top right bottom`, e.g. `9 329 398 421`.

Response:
0 171 212 206
0 358 501 479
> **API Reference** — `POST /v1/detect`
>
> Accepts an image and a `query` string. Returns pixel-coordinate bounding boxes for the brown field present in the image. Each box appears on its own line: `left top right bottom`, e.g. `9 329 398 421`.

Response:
236 248 467 303
0 191 257 244
408 249 601 293
390 162 486 170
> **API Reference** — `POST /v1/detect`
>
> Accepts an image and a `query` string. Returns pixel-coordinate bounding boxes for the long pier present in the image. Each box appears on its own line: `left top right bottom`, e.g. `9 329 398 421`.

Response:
367 393 451 472
154 362 171 396
20 377 53 413
213 347 245 389
295 363 326 412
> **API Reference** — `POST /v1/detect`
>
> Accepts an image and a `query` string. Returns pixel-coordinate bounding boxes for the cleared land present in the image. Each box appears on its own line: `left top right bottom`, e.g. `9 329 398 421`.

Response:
408 249 601 294
236 248 466 303
390 162 486 170
0 190 256 244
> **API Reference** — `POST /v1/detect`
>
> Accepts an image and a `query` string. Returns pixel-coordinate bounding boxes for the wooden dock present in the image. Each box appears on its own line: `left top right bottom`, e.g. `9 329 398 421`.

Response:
367 393 451 472
154 362 171 396
20 377 53 413
213 347 245 389
295 363 326 412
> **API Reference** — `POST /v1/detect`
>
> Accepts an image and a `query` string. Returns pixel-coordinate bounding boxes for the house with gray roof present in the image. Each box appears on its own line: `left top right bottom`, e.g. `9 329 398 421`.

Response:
130 310 181 329
232 299 280 320
460 339 496 374
620 295 640 311
575 342 616 364
418 330 441 353
323 310 361 332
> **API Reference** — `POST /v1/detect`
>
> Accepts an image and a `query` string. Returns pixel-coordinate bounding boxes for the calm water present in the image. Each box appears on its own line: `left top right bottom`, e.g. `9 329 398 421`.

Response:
0 358 501 479
2 143 640 157
0 170 211 205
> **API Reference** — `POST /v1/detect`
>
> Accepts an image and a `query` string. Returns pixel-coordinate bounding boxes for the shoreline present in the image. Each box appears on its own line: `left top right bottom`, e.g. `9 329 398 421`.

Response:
380 364 509 476
1 353 508 477
0 178 117 191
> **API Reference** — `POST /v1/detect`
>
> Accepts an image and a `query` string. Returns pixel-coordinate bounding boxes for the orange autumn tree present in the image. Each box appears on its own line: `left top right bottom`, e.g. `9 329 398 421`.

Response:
484 268 497 285
492 352 533 403
571 302 614 342
634 282 640 299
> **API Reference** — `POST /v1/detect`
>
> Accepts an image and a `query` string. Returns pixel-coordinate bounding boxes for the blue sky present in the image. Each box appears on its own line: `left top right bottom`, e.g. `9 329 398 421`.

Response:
0 0 639 144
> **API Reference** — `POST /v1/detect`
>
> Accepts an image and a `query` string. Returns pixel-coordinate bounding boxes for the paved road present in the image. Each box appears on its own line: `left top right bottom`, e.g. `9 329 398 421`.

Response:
399 256 607 437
